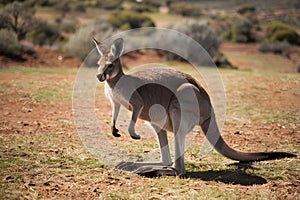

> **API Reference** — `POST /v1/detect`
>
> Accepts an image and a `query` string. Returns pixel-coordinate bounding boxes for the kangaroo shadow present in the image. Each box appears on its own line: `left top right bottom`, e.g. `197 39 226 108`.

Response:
115 161 267 186
185 169 266 186
184 162 267 186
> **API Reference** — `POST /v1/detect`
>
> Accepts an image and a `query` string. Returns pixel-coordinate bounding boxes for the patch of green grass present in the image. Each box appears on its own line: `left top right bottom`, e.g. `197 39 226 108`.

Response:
0 66 77 76
224 52 295 73
0 67 74 103
30 89 72 102
229 106 300 124
220 69 300 124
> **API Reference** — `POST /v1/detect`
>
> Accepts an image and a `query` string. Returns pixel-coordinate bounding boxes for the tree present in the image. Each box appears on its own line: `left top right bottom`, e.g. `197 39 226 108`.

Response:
0 2 36 40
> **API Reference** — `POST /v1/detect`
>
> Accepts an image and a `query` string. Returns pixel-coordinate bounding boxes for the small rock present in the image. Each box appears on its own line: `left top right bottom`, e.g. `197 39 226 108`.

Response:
5 175 14 181
23 122 29 126
43 181 50 186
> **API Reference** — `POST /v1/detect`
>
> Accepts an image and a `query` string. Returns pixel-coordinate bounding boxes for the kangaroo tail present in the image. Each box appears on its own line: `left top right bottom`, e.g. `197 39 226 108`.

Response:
187 76 296 161
201 112 296 162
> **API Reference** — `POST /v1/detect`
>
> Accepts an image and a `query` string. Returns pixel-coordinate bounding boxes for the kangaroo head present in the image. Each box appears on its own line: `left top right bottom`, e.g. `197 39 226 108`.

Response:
93 38 124 82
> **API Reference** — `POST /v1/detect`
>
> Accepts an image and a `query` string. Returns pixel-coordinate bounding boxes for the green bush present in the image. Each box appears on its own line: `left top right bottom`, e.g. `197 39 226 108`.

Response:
221 19 256 43
108 10 155 30
169 2 202 17
266 21 300 45
0 13 10 30
30 20 60 46
131 4 157 13
95 0 123 10
142 0 161 8
0 29 21 56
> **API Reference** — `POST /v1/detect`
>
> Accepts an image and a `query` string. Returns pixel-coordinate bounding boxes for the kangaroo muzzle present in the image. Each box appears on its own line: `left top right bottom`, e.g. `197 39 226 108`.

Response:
97 73 106 82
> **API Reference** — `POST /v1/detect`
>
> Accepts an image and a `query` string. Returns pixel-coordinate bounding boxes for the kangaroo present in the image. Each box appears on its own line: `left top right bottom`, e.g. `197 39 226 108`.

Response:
94 37 296 175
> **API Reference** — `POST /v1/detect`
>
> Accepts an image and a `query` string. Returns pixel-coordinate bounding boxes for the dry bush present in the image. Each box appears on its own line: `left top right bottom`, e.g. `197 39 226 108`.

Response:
30 20 60 46
173 21 221 58
169 2 202 17
108 10 155 30
64 20 113 60
0 29 21 57
257 41 290 57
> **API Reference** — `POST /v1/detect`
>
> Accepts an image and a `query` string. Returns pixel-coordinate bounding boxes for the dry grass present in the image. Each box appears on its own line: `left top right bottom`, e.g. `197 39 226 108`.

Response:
0 63 299 199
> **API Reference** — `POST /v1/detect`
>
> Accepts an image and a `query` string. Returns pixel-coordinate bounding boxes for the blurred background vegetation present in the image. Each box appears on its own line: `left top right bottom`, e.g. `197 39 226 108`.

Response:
0 0 299 69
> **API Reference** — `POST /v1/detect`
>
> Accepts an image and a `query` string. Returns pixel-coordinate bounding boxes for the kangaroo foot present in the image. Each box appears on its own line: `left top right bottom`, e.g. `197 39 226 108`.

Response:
112 127 121 137
134 165 177 177
130 134 141 140
129 130 141 140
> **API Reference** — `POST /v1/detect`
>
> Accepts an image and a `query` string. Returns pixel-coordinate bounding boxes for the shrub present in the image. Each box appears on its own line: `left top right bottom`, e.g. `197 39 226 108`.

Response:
59 19 77 33
266 21 300 45
237 5 256 15
170 21 221 59
95 0 123 10
131 4 157 13
30 20 60 46
73 2 86 13
32 0 61 7
222 18 257 43
297 62 300 73
64 20 113 60
0 29 21 56
142 0 161 8
169 2 202 17
55 0 71 17
0 13 10 30
213 52 237 69
257 41 290 57
108 10 155 30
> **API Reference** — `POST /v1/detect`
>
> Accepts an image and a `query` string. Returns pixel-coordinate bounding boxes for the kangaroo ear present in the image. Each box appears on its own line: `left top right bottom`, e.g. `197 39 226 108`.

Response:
111 38 124 57
93 37 108 56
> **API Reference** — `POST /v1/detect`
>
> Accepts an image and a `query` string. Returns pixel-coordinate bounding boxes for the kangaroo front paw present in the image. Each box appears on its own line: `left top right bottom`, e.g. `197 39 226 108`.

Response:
112 127 121 137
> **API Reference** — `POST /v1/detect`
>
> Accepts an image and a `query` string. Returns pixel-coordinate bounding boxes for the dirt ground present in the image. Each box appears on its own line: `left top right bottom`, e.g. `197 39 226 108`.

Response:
0 43 299 199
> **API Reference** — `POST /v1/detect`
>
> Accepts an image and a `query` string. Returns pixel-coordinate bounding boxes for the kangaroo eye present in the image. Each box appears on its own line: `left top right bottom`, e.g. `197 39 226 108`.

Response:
107 64 113 69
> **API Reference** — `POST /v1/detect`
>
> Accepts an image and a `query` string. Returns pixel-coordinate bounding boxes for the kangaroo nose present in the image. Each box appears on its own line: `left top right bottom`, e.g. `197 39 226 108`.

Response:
97 74 105 82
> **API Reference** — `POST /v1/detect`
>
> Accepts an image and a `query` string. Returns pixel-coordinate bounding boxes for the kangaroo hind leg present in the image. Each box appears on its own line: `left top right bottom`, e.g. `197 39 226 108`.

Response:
151 124 172 166
171 83 201 175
